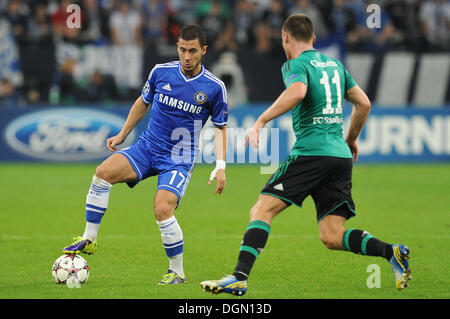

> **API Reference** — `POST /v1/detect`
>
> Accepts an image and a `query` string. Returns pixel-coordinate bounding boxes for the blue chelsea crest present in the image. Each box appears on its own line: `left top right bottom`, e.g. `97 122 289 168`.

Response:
194 91 207 104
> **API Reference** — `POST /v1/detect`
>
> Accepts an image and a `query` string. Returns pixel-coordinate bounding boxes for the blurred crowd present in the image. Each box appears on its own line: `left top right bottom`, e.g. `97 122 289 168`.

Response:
0 0 449 107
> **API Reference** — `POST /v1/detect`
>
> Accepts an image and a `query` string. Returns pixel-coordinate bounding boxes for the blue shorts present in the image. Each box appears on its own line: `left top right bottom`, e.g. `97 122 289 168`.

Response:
117 138 194 204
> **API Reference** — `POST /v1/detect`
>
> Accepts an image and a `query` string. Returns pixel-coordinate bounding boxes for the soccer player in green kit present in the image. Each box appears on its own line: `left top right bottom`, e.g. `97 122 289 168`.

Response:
201 14 411 296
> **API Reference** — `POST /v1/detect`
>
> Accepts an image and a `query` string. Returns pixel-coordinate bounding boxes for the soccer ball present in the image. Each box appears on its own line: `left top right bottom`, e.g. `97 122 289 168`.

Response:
52 254 89 284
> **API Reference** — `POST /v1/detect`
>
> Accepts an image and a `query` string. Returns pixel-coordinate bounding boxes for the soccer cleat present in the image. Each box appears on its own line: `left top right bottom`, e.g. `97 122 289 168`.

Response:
389 244 412 290
63 236 97 255
158 270 186 285
200 275 248 296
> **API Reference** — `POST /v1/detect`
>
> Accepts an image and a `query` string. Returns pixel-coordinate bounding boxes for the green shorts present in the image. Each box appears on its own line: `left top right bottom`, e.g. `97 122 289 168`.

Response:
260 155 356 222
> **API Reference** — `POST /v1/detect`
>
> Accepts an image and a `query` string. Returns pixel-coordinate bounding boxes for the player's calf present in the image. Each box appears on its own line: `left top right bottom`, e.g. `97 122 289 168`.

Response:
318 215 346 250
320 232 344 250
154 190 185 280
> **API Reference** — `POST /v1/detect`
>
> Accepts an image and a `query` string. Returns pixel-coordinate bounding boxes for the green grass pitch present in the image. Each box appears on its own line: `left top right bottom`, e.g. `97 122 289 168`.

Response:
0 162 448 299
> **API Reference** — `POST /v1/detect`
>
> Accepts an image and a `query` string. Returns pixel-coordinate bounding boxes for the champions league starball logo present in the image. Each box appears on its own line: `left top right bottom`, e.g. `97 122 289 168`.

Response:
143 82 150 95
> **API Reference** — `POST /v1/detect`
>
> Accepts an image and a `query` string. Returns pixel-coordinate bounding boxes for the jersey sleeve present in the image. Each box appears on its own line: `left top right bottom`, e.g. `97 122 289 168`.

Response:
210 85 228 127
283 61 308 88
141 66 158 105
344 66 357 91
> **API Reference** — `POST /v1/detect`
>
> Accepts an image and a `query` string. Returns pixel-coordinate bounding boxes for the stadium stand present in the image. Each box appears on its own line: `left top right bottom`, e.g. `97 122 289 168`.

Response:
0 0 449 108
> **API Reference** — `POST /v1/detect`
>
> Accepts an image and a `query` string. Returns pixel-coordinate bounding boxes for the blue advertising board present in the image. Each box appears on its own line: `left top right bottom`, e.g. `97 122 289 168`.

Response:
0 105 449 165
0 107 147 162
222 106 450 165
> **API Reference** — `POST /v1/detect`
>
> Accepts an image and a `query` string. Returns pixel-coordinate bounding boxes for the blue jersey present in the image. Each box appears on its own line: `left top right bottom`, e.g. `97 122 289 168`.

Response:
140 61 228 162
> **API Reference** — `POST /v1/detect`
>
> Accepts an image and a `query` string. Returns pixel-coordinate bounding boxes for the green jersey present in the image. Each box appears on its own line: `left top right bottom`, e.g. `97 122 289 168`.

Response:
281 49 357 158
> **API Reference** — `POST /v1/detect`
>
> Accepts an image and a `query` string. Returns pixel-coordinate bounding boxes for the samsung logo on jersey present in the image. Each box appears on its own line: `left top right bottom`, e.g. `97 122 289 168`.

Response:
310 60 338 68
4 108 135 161
159 93 203 114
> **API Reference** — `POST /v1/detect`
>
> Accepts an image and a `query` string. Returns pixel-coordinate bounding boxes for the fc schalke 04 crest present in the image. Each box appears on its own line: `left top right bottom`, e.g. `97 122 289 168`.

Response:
194 91 207 104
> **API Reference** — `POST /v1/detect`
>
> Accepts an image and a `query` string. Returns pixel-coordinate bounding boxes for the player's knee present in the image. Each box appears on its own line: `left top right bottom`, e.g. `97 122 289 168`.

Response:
249 201 275 224
154 201 175 221
95 165 113 183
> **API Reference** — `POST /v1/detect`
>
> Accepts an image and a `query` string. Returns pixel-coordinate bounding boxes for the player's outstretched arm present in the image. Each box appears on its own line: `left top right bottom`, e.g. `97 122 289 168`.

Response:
246 81 307 149
344 85 371 162
208 125 227 195
107 96 150 152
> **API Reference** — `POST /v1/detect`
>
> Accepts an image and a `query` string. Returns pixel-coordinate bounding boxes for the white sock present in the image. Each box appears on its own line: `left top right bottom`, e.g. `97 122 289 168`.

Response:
83 175 112 242
156 216 184 277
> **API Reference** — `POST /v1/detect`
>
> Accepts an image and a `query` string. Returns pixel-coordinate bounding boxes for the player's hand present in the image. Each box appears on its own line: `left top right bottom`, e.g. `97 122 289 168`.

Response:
107 134 126 152
245 122 264 149
347 140 359 162
208 168 226 194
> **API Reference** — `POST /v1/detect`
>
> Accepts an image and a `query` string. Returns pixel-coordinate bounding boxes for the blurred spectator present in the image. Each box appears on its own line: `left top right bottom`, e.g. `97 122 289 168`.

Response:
50 58 82 104
213 19 239 52
23 77 45 105
81 0 109 44
346 1 400 52
26 88 41 104
289 0 329 39
0 1 7 12
253 0 287 54
141 0 167 44
109 0 143 46
51 0 84 44
0 0 447 108
341 0 366 31
195 0 230 47
169 0 197 25
2 0 29 42
328 0 357 36
0 16 23 89
419 0 450 51
26 2 53 45
384 0 410 34
385 0 424 51
232 0 259 48
164 1 183 44
83 70 119 103
0 78 21 107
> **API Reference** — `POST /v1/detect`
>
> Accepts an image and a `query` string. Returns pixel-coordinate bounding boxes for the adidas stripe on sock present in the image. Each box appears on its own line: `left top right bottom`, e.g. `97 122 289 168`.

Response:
157 216 184 276
83 175 112 241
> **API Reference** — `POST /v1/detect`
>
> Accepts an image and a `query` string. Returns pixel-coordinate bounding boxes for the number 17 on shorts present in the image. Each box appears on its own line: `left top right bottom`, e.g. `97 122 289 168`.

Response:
157 167 192 202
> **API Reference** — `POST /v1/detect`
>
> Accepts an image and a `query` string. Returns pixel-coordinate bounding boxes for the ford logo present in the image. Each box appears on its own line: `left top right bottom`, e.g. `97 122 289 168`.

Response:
4 108 136 161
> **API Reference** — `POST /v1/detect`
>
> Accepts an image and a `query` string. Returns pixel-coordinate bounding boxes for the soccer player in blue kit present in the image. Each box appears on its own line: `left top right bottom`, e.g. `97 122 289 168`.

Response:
63 25 228 285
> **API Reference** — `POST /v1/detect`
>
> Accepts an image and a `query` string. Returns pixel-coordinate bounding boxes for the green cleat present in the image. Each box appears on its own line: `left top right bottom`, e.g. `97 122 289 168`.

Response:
158 270 186 285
